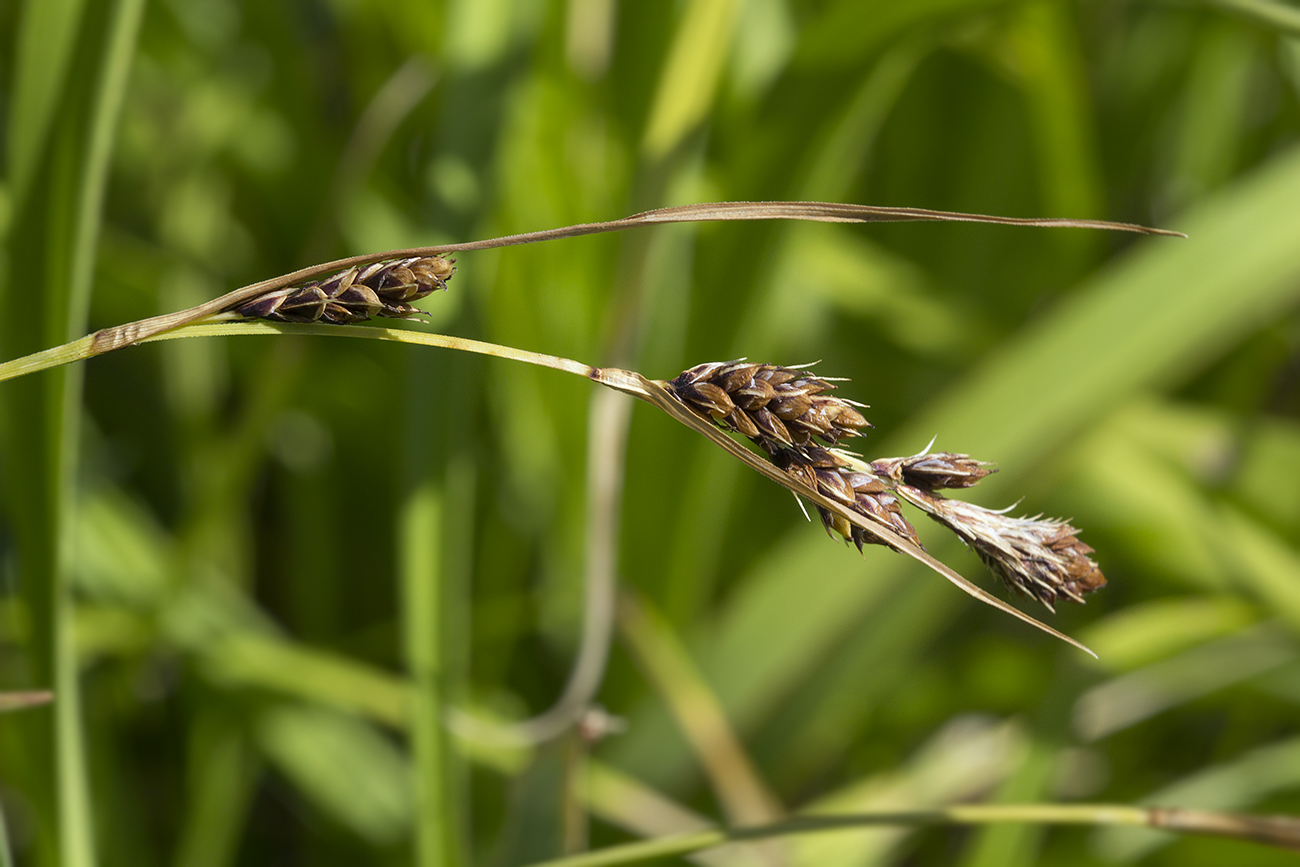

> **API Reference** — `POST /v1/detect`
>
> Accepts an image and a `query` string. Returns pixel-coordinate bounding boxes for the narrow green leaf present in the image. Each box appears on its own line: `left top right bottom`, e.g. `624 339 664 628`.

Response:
1073 625 1296 741
1079 596 1259 672
200 633 411 728
170 714 257 867
0 805 13 867
618 593 783 826
0 3 144 867
1004 2 1104 229
793 0 1014 68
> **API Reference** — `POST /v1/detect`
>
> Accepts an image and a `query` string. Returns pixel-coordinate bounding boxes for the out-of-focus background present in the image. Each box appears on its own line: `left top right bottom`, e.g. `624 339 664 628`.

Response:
2 1 1300 865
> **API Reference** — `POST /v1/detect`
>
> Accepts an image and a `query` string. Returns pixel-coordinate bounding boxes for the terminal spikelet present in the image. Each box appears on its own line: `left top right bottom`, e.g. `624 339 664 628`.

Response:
896 488 1107 610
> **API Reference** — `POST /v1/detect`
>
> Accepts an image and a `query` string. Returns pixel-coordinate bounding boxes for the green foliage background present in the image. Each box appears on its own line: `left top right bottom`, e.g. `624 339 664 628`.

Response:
3 0 1300 865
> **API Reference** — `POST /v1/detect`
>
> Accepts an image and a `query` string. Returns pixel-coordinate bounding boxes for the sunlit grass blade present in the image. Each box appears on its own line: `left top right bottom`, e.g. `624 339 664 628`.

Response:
1072 625 1295 741
641 0 743 158
0 2 144 867
200 633 411 728
0 805 12 867
169 713 257 867
4 0 86 208
255 705 413 844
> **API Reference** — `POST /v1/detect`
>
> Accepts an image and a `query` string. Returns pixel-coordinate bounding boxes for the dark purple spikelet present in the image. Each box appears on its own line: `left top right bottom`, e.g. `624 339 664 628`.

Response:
871 448 996 491
231 256 455 324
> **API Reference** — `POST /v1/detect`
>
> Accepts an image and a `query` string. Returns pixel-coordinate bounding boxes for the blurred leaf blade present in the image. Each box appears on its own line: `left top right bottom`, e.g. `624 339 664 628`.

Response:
255 705 413 845
399 480 460 867
1094 735 1300 860
642 0 743 158
893 144 1300 482
200 632 411 728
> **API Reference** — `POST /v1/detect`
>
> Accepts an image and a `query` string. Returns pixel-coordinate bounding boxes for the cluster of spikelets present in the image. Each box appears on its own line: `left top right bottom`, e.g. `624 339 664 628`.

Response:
667 360 1106 609
230 257 455 324
221 263 1103 612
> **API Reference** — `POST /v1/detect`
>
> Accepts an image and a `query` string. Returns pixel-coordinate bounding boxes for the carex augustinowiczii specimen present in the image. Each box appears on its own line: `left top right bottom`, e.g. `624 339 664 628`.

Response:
668 359 1106 610
223 256 1105 612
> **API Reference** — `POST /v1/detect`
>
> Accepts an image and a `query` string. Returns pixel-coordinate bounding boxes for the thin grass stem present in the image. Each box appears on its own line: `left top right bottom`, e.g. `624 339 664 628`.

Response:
132 318 1094 654
523 804 1300 867
50 3 147 866
447 388 631 746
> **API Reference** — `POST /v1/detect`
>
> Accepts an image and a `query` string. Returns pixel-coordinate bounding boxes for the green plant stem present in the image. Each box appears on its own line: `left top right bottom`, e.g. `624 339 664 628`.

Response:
446 388 629 749
523 805 1300 867
0 319 595 385
0 335 96 385
126 318 1092 653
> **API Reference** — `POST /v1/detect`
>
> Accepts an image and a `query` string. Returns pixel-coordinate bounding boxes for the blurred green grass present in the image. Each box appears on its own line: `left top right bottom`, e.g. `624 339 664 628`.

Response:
3 1 1300 865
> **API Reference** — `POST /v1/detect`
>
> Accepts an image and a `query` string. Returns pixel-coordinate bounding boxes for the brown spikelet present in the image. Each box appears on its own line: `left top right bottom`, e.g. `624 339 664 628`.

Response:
871 447 997 491
669 360 871 449
231 256 455 324
768 446 921 550
667 360 921 548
